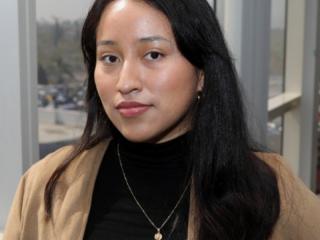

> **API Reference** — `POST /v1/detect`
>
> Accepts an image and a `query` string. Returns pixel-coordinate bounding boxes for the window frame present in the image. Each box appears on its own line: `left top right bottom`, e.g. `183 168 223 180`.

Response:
217 0 320 190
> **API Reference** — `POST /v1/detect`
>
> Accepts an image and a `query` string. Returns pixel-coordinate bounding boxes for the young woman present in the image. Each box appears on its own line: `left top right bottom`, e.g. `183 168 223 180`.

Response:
4 0 320 239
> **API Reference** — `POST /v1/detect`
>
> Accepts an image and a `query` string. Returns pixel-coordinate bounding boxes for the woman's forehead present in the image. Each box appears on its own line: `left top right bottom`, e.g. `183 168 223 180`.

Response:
96 0 174 42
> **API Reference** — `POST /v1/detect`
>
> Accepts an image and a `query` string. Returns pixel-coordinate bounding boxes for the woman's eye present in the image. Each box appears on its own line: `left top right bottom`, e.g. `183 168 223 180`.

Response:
145 51 164 61
101 55 119 64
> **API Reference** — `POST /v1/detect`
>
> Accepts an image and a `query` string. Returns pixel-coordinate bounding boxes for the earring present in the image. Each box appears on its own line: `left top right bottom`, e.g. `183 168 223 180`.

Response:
197 92 202 101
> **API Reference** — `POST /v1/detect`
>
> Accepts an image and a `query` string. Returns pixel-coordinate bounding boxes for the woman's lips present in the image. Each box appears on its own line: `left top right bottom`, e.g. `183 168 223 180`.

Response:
118 106 150 117
116 101 151 117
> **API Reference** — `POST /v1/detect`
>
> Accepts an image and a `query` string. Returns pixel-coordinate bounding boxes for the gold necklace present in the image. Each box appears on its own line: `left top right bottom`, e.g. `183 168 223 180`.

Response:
117 143 190 240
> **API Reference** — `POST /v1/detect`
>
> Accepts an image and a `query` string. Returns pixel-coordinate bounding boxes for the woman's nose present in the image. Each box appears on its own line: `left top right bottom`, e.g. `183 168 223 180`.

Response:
116 60 143 95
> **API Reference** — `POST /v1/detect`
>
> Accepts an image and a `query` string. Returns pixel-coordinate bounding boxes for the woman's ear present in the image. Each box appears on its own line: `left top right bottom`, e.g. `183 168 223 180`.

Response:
197 70 204 92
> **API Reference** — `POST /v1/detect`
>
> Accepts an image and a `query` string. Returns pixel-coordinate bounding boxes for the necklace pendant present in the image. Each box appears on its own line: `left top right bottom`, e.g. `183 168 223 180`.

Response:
154 230 163 240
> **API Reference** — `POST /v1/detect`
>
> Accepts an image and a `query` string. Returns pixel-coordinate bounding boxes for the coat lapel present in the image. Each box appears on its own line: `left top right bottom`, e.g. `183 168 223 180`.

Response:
53 139 110 240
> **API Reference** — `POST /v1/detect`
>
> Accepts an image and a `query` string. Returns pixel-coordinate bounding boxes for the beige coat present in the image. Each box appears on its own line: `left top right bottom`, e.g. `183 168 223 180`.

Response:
3 139 320 240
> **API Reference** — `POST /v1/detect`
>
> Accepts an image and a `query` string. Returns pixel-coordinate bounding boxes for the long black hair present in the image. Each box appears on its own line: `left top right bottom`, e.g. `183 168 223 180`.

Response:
45 0 280 239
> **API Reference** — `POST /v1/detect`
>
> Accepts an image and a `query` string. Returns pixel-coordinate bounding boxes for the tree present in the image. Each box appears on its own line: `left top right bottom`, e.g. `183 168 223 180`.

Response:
53 17 63 47
38 64 48 85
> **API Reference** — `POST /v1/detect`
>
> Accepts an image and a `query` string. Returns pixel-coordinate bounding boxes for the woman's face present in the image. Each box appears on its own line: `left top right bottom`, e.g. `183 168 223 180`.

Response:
95 0 203 143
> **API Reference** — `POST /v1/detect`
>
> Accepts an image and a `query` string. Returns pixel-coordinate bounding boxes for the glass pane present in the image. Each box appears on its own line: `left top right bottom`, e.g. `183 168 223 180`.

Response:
269 0 287 98
267 116 283 154
37 1 92 158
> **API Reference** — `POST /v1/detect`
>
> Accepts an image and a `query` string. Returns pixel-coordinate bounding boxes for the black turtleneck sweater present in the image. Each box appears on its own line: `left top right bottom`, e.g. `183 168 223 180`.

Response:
83 133 191 240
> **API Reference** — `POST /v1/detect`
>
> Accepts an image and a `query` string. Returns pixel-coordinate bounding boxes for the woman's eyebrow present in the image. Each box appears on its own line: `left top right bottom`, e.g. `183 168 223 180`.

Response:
97 35 172 47
97 40 116 46
139 35 171 44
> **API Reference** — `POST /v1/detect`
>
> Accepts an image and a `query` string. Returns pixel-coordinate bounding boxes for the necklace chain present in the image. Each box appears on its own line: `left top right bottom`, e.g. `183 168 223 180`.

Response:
117 143 190 237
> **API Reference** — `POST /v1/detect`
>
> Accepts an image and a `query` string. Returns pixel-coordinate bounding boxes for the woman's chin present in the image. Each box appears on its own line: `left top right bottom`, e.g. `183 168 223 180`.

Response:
118 129 156 143
117 128 186 144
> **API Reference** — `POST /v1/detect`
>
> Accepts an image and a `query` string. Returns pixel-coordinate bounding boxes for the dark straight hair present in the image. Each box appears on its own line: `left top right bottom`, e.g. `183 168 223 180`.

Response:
45 0 280 239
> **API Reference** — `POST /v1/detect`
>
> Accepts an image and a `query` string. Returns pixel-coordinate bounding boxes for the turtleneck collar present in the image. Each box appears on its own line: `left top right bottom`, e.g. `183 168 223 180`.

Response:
115 132 191 169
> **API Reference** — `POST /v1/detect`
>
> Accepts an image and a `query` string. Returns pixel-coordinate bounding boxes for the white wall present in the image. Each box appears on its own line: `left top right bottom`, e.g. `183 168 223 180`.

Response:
0 0 38 230
0 0 24 230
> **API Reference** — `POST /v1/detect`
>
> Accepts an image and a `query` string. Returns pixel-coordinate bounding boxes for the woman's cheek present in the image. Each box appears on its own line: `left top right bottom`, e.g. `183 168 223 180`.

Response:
95 68 110 99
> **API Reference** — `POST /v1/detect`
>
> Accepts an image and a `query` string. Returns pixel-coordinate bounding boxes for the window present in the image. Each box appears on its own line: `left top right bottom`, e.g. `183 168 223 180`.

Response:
269 0 287 98
267 0 287 154
267 116 283 154
36 0 92 158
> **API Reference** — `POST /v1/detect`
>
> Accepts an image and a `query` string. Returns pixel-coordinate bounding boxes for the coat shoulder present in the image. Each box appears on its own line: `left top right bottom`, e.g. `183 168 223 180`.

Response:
29 145 74 176
3 140 110 240
254 152 287 172
254 151 320 239
24 139 110 187
3 145 76 239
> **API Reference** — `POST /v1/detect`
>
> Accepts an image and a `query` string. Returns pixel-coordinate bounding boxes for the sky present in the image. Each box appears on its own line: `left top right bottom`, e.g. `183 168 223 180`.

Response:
36 0 94 22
